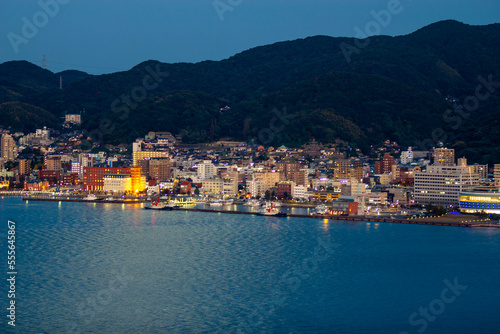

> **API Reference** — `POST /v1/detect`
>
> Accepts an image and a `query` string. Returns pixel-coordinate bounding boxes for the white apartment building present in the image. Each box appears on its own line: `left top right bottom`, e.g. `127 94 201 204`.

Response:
197 160 216 180
414 165 479 206
293 185 307 199
400 147 413 164
248 180 265 198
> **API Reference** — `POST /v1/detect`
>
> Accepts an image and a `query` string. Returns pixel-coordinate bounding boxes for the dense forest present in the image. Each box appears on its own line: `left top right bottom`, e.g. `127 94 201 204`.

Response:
0 20 499 163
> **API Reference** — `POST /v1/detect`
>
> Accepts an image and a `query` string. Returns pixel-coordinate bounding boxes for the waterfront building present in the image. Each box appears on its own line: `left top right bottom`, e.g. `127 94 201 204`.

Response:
83 166 146 192
23 179 49 191
248 179 265 198
277 181 295 199
223 177 238 196
414 165 479 206
459 189 500 214
103 174 131 193
293 185 308 199
330 196 358 216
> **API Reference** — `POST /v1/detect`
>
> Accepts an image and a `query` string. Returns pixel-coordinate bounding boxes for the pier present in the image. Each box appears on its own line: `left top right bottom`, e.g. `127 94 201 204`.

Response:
17 197 500 228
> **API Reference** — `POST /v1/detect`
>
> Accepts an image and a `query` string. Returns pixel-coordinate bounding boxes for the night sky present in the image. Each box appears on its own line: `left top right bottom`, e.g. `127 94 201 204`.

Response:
1 0 499 74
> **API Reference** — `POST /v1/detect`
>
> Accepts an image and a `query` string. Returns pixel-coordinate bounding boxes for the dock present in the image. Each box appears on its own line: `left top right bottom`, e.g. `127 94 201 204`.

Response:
18 197 500 228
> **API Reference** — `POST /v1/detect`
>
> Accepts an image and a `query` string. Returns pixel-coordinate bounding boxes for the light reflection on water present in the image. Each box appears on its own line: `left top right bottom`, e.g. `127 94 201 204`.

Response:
0 197 499 334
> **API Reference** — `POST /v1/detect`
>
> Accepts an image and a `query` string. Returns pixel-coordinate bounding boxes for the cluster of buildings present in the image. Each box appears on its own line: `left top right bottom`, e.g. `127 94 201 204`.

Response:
1 126 500 215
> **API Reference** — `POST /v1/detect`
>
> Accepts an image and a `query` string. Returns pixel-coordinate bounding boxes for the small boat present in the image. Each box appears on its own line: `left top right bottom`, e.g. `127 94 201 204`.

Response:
209 201 224 207
144 203 173 210
224 199 234 205
105 197 115 201
259 202 283 216
196 200 206 204
144 197 173 210
83 194 98 201
248 200 261 207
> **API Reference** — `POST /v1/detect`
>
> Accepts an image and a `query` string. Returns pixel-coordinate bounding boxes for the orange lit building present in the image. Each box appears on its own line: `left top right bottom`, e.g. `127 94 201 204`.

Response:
83 166 146 192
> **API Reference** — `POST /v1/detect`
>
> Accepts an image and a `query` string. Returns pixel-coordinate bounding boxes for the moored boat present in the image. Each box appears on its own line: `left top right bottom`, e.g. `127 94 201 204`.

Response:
83 194 99 201
259 202 285 216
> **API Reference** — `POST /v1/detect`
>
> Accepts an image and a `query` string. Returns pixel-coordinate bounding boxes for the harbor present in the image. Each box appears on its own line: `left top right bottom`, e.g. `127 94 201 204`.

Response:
19 196 500 228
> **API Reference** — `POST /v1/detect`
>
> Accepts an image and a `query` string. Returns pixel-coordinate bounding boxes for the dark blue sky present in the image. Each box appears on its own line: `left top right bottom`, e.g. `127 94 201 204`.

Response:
1 0 499 74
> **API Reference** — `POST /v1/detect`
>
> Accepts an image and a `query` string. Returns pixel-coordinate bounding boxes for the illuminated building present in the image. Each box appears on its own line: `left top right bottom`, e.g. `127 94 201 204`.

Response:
1 134 17 161
433 148 455 166
495 164 500 187
459 190 500 214
149 158 171 181
130 166 146 192
19 159 31 176
104 174 131 193
414 165 479 206
312 191 340 201
132 151 169 166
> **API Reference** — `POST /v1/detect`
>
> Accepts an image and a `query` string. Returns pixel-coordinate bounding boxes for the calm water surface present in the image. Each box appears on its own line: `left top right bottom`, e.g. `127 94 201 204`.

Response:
0 197 499 333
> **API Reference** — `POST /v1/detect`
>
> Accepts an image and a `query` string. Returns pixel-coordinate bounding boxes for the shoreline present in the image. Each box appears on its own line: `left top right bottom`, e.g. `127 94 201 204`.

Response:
16 196 500 228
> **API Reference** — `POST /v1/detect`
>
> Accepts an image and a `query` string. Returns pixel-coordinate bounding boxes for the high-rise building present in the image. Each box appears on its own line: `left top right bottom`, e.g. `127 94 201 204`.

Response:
197 160 216 180
467 164 488 180
414 165 479 206
335 159 363 180
375 153 394 174
400 147 413 165
1 135 17 161
276 161 308 186
494 164 500 187
248 179 265 198
433 148 455 166
132 151 169 166
45 155 62 171
457 157 467 167
19 159 31 176
149 158 171 181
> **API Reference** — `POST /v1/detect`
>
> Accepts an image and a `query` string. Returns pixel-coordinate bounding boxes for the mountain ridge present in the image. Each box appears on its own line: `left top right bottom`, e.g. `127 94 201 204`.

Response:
0 20 499 163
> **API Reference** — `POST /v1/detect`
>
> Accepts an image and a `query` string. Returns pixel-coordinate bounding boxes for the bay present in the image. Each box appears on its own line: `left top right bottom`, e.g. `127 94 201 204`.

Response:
1 197 499 333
